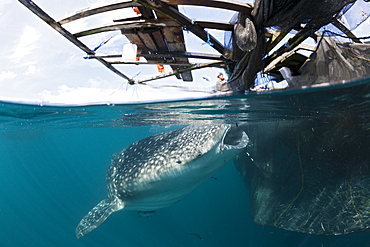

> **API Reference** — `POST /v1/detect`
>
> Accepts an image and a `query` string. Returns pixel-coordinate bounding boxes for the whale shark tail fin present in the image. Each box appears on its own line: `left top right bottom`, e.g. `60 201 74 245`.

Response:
75 197 124 239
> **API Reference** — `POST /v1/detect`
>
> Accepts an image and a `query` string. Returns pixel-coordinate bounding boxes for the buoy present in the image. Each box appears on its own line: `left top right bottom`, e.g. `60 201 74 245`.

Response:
157 64 165 74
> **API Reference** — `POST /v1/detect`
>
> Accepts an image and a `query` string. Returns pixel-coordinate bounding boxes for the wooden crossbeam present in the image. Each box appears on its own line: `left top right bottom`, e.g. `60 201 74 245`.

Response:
87 51 231 61
74 19 180 37
58 0 141 25
58 0 252 26
109 60 223 65
194 19 234 31
113 15 142 22
134 0 225 54
161 0 252 14
19 0 134 83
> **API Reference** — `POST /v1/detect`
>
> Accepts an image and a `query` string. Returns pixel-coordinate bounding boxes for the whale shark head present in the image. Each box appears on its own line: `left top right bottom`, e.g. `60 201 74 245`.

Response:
75 124 248 238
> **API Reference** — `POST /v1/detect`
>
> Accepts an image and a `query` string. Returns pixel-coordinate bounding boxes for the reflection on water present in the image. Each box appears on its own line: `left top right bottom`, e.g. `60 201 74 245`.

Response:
0 77 370 246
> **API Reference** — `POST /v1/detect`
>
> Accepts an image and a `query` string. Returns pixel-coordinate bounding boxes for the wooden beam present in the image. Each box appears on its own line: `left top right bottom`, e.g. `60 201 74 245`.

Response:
74 19 180 37
58 0 141 25
19 0 134 83
113 15 142 22
161 0 252 14
87 51 231 61
194 19 234 31
134 0 225 54
117 19 234 30
160 26 191 81
332 18 362 44
109 61 219 65
264 20 319 67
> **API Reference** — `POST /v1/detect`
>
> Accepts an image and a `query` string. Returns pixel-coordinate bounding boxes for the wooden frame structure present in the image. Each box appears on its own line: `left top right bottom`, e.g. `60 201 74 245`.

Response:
18 0 361 87
19 0 251 84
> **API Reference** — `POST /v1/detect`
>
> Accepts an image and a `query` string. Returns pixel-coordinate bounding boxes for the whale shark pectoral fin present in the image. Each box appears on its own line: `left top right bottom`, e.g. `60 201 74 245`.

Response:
75 197 124 239
223 131 249 150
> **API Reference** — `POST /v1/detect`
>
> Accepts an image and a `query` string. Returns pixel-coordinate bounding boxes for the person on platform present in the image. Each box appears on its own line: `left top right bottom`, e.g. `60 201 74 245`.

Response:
215 72 230 92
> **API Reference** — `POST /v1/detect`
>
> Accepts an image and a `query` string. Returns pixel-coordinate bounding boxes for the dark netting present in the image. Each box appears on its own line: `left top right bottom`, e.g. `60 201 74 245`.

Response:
224 13 240 61
234 117 370 235
287 35 370 87
225 0 357 92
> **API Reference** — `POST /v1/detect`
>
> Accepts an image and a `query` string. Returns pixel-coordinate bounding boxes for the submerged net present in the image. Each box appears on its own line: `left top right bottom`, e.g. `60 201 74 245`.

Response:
235 116 370 235
225 0 363 91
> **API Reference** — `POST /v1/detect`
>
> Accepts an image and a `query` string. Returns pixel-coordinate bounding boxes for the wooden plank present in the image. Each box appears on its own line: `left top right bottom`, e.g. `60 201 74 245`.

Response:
138 6 154 18
160 27 192 81
175 65 193 81
160 27 184 79
161 0 252 14
122 30 168 64
194 19 234 31
18 0 133 83
74 19 180 37
151 29 168 51
138 32 158 50
161 27 185 51
58 0 141 25
134 0 225 54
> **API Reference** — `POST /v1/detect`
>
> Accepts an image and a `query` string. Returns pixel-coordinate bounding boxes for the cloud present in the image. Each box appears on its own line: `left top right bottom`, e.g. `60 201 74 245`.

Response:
0 0 12 14
0 70 17 81
24 65 37 75
11 25 41 60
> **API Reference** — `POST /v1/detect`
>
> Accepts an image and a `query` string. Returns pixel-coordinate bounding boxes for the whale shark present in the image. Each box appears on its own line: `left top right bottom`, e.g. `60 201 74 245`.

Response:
75 124 248 238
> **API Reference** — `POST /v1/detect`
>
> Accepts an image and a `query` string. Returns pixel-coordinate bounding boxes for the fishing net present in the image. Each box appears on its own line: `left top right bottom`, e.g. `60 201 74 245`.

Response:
286 35 370 87
225 0 358 91
235 116 370 235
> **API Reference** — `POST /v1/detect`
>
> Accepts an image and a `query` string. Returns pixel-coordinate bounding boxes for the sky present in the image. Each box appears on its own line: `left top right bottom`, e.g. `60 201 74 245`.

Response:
0 0 369 106
0 0 239 105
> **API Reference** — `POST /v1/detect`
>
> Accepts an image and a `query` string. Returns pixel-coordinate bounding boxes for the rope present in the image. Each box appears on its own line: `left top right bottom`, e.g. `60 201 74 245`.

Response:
202 31 214 46
93 36 113 52
323 30 370 40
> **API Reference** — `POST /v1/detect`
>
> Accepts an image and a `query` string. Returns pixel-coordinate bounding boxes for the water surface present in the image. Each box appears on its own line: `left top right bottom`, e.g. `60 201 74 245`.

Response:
1 77 370 247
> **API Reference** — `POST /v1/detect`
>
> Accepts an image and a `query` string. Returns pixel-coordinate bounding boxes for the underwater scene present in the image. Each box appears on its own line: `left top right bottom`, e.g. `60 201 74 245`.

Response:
1 77 370 247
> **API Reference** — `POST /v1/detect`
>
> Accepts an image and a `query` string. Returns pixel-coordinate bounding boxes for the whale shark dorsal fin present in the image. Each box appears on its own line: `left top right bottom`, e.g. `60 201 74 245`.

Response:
75 197 124 239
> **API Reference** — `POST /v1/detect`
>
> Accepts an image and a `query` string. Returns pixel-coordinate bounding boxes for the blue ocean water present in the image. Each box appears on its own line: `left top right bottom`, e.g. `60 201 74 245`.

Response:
1 78 370 247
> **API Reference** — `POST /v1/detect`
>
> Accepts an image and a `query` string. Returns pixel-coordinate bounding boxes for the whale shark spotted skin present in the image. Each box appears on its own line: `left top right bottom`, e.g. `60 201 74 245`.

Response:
75 125 248 238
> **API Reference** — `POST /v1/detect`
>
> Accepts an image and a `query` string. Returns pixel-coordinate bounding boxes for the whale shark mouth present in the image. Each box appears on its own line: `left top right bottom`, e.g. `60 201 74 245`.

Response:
223 124 249 148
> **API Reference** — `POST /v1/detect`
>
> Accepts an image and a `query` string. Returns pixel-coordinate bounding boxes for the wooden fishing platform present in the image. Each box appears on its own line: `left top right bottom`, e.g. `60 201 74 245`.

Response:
18 0 361 86
19 0 251 84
